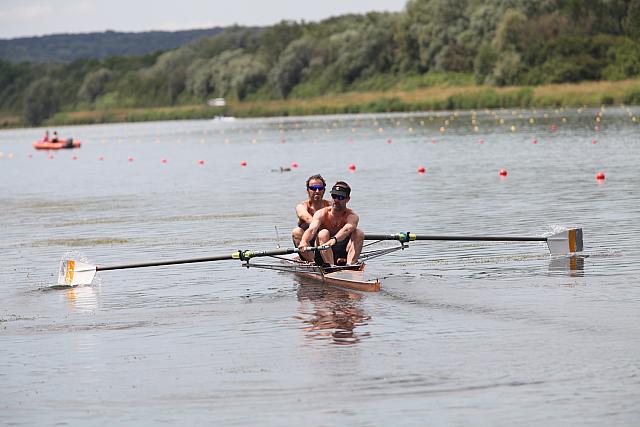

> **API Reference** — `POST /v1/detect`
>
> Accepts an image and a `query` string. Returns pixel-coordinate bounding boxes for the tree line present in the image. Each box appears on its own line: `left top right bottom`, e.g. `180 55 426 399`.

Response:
2 0 640 125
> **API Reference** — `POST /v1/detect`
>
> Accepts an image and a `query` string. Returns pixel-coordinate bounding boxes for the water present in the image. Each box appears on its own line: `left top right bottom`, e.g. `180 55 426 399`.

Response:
1 107 639 425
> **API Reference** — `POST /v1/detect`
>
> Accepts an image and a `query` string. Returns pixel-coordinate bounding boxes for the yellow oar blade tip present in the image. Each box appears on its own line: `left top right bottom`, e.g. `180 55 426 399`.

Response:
547 227 584 255
57 259 97 286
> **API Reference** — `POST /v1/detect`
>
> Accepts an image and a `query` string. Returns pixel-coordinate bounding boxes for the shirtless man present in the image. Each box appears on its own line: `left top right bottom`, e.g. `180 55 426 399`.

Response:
298 181 364 266
292 174 331 247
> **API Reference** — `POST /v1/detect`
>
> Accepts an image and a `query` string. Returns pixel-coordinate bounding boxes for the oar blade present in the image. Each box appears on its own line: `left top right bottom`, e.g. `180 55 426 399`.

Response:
58 259 97 286
547 228 583 254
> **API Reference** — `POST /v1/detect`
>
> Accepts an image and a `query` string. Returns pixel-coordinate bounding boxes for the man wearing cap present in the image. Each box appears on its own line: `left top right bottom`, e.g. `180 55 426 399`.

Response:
292 174 331 247
298 181 364 266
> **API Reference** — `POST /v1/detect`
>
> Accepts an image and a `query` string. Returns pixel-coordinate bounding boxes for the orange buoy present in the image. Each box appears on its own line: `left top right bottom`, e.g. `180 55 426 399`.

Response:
596 171 605 181
499 168 508 177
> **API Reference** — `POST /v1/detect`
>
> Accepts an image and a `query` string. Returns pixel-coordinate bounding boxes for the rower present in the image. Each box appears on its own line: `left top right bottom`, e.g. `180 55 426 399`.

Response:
298 181 364 266
292 174 330 247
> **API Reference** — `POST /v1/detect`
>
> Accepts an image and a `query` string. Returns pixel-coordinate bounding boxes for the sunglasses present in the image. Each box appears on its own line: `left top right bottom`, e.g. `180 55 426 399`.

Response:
308 185 325 191
331 194 346 200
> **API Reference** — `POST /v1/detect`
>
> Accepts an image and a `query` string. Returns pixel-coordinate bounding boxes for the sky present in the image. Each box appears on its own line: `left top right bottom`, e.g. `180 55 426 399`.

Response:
0 0 409 39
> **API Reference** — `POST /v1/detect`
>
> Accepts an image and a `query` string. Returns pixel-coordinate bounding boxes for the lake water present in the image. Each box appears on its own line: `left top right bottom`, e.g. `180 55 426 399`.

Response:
1 107 639 426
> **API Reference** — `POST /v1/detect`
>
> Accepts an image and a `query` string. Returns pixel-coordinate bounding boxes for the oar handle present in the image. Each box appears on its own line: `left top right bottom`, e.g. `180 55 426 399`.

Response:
96 245 331 272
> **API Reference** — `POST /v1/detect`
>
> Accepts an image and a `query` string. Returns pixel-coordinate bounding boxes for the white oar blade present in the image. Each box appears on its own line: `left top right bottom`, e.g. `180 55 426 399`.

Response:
58 260 97 286
547 228 583 254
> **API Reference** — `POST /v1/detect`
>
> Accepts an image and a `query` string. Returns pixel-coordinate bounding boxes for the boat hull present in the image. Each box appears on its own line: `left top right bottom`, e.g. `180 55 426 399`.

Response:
33 139 81 150
294 267 380 292
276 257 380 292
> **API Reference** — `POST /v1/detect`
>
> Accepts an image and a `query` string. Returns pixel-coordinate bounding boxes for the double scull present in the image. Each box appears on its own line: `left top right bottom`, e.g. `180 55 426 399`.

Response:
58 228 583 292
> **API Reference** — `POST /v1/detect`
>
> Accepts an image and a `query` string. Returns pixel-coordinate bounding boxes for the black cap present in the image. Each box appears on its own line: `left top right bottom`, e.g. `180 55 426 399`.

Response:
330 182 350 197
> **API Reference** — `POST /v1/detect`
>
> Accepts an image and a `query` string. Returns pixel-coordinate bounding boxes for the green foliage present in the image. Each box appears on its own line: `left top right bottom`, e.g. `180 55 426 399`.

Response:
4 0 640 125
78 68 112 103
623 0 640 39
22 77 59 125
602 37 640 79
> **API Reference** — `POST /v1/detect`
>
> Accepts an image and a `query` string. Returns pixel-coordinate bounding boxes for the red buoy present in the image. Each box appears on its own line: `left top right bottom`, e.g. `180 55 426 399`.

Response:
499 168 508 177
550 124 557 132
348 163 356 172
387 138 392 144
161 158 167 164
291 162 298 168
532 138 538 144
596 171 605 181
99 155 104 161
128 156 134 162
198 159 205 165
418 166 426 174
592 139 597 144
240 160 247 167
72 155 78 160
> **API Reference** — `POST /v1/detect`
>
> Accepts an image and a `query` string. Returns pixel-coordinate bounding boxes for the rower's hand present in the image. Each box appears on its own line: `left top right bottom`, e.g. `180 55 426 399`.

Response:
298 243 308 253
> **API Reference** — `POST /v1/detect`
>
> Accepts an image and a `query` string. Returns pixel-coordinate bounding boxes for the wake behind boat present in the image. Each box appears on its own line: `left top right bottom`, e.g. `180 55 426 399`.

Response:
57 228 583 292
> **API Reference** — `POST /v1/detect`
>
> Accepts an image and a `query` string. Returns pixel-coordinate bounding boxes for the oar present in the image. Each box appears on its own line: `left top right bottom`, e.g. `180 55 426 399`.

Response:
58 246 329 287
365 228 583 255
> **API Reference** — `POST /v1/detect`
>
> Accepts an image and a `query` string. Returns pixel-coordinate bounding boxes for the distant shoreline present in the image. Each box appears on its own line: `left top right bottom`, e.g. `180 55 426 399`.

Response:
2 79 639 129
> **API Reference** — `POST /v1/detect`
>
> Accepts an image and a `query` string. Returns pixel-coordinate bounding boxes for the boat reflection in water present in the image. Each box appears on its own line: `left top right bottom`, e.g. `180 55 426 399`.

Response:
548 255 586 277
293 279 371 345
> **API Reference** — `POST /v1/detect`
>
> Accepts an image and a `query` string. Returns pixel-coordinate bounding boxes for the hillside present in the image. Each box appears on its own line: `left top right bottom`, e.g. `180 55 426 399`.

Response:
1 0 640 128
0 28 225 63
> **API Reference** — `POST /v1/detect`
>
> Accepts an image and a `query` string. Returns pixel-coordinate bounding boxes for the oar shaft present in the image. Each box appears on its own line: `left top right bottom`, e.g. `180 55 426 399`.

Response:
365 234 547 242
97 254 237 271
96 247 301 272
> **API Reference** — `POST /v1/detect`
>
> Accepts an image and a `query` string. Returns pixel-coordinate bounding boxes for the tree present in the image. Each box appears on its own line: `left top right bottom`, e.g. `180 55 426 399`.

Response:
623 0 640 39
268 37 316 97
77 68 112 104
23 77 59 125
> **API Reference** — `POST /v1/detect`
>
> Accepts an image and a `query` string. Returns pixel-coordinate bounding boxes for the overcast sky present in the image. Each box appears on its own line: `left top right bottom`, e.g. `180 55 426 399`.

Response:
0 0 408 39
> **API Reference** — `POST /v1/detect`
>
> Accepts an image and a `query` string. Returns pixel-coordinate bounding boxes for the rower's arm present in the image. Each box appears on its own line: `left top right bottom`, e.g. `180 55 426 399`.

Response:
299 210 323 247
333 213 359 244
295 202 313 226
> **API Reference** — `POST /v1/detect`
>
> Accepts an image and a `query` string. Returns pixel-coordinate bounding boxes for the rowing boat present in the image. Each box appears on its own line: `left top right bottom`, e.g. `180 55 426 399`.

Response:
246 255 380 292
57 228 583 292
33 139 81 150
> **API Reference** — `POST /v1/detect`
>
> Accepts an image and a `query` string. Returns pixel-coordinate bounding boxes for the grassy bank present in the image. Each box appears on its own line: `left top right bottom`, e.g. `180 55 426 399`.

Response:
2 79 640 129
